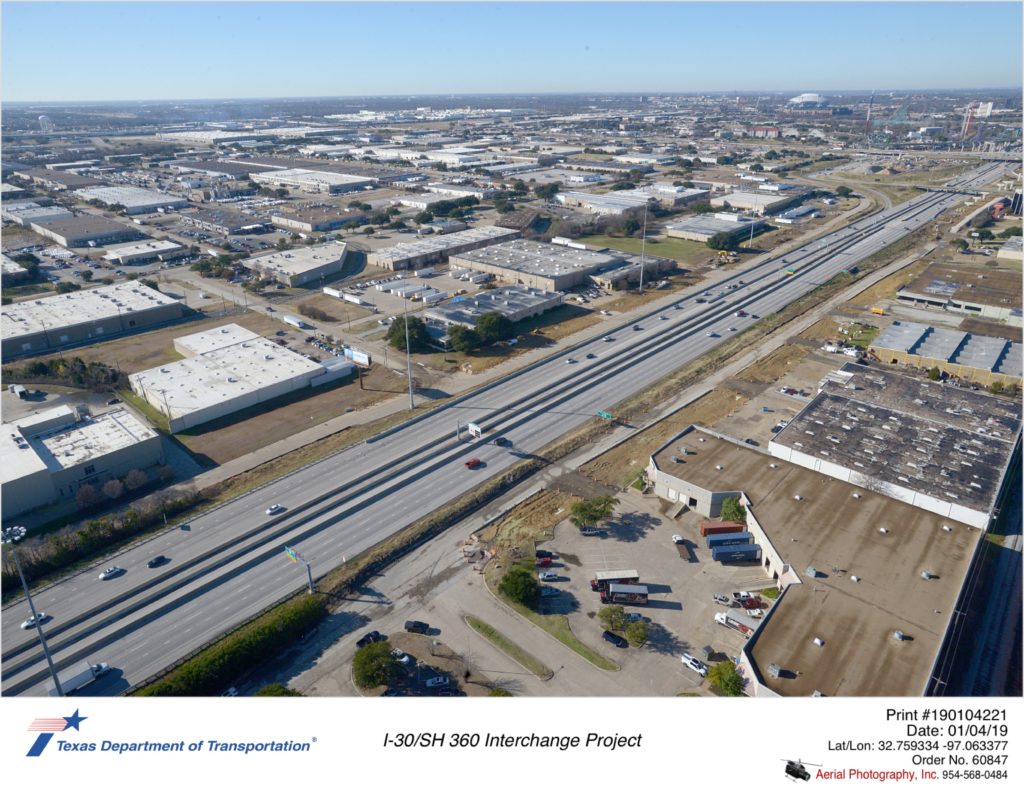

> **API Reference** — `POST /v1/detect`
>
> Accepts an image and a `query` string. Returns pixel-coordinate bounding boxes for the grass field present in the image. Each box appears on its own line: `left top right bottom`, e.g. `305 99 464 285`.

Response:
578 234 715 267
464 616 554 679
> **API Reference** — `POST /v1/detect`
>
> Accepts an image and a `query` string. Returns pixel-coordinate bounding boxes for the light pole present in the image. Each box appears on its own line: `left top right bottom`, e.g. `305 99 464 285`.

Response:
2 526 63 696
403 297 414 409
638 202 648 295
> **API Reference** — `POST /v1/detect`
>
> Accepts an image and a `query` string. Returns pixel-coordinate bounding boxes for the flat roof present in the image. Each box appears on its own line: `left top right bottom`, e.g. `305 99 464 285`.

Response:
172 160 277 178
652 427 980 697
370 226 518 265
30 214 138 239
451 239 621 277
666 214 763 236
2 282 179 340
873 320 1020 377
772 363 1021 515
559 190 651 211
900 260 1022 311
3 205 74 223
245 241 347 277
103 239 183 258
74 186 188 209
711 190 794 209
174 323 259 356
251 168 375 188
427 286 560 324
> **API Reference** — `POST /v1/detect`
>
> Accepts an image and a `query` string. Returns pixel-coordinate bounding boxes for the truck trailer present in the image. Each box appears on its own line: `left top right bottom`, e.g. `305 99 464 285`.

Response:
712 544 762 563
699 520 745 537
600 583 649 605
590 569 640 592
714 611 760 638
48 662 109 696
705 531 753 549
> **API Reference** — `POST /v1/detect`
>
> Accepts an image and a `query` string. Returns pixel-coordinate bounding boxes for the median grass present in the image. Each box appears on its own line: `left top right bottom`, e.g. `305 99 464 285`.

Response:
464 615 554 679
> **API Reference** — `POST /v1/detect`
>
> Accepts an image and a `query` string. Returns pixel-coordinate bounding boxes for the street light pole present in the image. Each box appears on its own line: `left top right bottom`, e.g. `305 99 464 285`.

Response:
2 526 63 696
638 203 648 295
403 298 414 409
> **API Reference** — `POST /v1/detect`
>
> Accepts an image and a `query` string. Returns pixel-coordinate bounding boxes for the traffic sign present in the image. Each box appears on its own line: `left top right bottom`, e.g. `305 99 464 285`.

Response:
596 410 613 421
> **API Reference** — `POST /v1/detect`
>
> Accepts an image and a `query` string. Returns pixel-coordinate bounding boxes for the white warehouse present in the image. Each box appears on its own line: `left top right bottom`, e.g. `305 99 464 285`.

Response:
129 324 354 431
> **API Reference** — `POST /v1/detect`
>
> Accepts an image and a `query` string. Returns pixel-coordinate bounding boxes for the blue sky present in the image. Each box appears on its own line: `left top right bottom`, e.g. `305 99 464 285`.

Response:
2 2 1021 102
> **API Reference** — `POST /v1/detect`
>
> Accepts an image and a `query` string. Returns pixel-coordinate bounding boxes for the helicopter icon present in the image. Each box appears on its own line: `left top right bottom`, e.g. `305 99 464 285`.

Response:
782 758 822 781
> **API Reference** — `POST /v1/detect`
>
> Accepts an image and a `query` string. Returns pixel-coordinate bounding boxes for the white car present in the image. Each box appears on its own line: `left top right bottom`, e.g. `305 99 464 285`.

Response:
624 612 648 623
425 676 449 688
706 331 718 337
565 358 577 364
671 534 684 544
538 571 558 581
603 336 614 342
98 566 125 581
681 653 709 677
391 649 414 666
20 613 50 630
265 504 284 515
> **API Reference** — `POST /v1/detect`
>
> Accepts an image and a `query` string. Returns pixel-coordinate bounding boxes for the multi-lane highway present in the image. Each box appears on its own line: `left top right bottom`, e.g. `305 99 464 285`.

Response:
2 161 1010 695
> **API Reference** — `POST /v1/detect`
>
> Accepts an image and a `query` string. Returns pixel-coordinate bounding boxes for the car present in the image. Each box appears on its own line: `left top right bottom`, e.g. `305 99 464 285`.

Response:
624 612 648 623
538 571 558 581
633 324 642 331
425 676 449 688
405 620 430 634
681 653 708 677
671 534 684 544
603 336 614 342
602 630 628 648
706 331 718 337
20 612 50 630
98 566 125 580
695 298 706 303
734 310 745 317
356 630 385 648
265 503 284 515
147 555 169 568
585 352 596 359
535 549 554 558
391 649 414 666
744 438 759 446
536 557 552 567
565 358 577 364
221 687 239 697
660 315 669 321
464 458 482 470
580 527 602 536
106 397 121 405
493 436 512 447
540 586 560 597
728 326 737 332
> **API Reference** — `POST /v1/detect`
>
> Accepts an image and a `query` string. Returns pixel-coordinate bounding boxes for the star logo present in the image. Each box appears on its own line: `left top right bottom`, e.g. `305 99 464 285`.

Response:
26 709 87 757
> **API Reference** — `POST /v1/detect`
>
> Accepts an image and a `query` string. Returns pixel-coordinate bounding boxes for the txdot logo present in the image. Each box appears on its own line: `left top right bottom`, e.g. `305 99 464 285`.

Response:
26 709 87 757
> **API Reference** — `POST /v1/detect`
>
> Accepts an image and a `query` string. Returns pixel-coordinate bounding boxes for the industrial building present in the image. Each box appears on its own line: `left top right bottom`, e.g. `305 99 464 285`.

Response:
1 203 74 226
424 286 562 327
12 167 101 190
869 320 1021 387
613 184 709 208
129 324 354 431
448 239 624 291
1 405 163 520
647 424 983 697
30 214 142 248
710 190 805 215
250 168 376 194
271 207 366 234
997 236 1023 263
769 363 1021 529
1 182 26 198
74 186 189 215
2 253 30 283
665 212 766 243
367 226 519 271
555 190 651 215
242 241 348 287
170 160 278 180
588 251 677 290
895 261 1022 325
774 205 819 224
424 183 496 200
1 282 183 358
103 239 186 266
181 207 266 236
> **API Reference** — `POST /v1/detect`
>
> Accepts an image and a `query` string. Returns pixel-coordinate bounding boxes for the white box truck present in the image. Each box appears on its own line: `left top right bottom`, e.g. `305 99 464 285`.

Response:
48 662 109 696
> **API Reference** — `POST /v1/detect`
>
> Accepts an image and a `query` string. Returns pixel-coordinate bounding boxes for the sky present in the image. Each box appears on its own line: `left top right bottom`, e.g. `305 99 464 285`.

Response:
2 1 1021 102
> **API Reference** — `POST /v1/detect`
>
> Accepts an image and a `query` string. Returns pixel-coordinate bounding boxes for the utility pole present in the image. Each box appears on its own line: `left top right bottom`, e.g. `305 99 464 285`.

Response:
3 527 63 696
638 202 648 294
403 297 414 409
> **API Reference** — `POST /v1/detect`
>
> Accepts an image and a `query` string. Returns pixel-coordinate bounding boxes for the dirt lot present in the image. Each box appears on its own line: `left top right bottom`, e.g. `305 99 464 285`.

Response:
174 364 404 465
284 293 374 327
800 316 842 342
580 387 748 488
846 257 932 307
478 489 581 552
732 344 810 385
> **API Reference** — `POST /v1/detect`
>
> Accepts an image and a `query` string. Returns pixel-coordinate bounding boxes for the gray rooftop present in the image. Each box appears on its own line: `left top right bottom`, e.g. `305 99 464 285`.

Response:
452 239 622 277
874 320 1020 376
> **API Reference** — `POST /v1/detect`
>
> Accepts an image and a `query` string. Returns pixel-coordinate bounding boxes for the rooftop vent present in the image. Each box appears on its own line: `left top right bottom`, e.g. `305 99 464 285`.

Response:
714 464 723 471
879 527 889 534
793 494 802 501
851 575 861 583
921 570 936 580
813 637 825 647
769 463 778 469
942 524 952 532
893 630 907 642
852 492 861 499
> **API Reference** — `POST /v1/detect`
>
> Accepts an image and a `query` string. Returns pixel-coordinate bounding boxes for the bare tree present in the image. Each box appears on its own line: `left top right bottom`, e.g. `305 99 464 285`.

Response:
124 469 148 491
102 479 125 500
75 484 100 509
158 465 175 482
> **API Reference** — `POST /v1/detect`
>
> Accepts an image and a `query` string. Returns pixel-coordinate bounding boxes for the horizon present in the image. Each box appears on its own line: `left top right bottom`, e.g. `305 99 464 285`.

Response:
2 2 1021 103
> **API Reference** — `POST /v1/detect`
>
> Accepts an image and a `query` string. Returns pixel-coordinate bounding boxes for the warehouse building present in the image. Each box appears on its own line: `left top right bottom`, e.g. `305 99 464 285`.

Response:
13 167 101 190
1 281 183 358
997 236 1023 263
103 239 186 266
555 190 651 215
869 320 1022 387
129 324 354 431
613 184 709 208
367 226 519 271
250 168 376 194
74 186 189 214
30 214 143 248
2 253 31 283
424 286 562 327
181 207 266 236
242 241 347 287
1 405 163 520
588 251 677 290
895 261 1022 325
1 182 26 198
271 207 366 234
170 160 277 180
2 203 74 226
448 239 623 292
665 212 766 243
769 363 1021 529
647 424 983 697
424 183 496 200
710 190 805 216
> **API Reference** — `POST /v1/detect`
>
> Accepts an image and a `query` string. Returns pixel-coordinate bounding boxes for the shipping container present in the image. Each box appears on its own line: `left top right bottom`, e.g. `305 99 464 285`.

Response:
705 531 753 549
699 520 745 537
712 544 762 563
600 583 649 605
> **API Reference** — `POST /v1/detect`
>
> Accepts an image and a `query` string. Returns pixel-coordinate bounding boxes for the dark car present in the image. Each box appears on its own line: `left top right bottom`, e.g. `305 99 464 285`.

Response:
356 630 385 648
535 550 553 559
405 620 429 634
147 555 169 568
602 630 628 648
493 436 512 447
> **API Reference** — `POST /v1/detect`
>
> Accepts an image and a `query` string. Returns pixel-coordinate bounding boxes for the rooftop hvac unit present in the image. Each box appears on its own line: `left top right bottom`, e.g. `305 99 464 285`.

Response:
806 566 819 578
767 663 781 679
813 637 825 647
879 527 888 534
941 525 952 532
921 570 936 580
893 630 907 641
769 463 778 469
670 455 681 464
793 494 802 501
850 575 861 583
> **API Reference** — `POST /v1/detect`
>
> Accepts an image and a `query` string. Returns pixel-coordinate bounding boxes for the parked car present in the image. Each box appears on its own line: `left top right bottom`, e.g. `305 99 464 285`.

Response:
265 503 284 515
538 571 558 581
391 649 414 666
404 620 429 634
535 550 554 558
681 653 709 677
624 612 648 623
671 534 684 544
540 586 560 597
98 566 125 580
425 676 449 688
602 630 628 648
147 555 169 568
580 527 602 536
536 557 552 568
356 630 385 648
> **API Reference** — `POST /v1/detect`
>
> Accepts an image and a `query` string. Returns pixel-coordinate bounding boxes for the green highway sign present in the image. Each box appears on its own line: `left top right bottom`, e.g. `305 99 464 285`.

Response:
596 410 613 421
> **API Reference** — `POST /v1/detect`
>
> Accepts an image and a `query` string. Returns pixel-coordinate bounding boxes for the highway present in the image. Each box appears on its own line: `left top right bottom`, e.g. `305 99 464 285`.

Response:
2 161 1011 696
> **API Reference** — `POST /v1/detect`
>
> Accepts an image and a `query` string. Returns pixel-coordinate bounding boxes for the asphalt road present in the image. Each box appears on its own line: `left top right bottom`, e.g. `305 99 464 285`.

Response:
2 162 1010 696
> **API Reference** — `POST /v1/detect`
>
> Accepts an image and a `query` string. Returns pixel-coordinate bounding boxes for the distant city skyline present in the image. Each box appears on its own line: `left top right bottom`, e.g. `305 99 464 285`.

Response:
2 2 1021 102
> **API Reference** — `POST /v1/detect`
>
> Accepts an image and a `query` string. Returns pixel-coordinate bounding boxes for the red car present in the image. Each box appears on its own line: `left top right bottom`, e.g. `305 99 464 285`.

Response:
536 557 552 567
464 458 482 469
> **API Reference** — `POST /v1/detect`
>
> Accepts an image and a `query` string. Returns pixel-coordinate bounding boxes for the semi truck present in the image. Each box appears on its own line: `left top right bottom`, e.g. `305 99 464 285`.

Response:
590 569 640 592
714 611 761 638
699 520 745 537
600 583 649 605
705 531 753 549
48 662 109 696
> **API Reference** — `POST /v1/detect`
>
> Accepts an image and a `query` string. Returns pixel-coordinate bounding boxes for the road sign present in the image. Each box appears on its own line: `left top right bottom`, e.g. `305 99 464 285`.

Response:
467 422 483 438
284 546 299 563
596 411 613 421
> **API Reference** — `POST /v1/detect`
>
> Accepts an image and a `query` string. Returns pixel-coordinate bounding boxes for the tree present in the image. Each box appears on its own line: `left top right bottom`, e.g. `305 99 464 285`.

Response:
989 381 1005 394
447 324 480 353
488 687 513 697
254 683 303 696
102 479 125 500
80 269 93 282
55 282 81 294
835 185 853 198
598 605 627 632
927 367 941 381
998 226 1021 238
534 182 560 200
75 484 100 509
690 202 715 214
625 620 649 647
951 239 969 252
124 469 149 491
352 641 401 689
707 232 739 251
475 312 515 344
975 229 994 241
414 210 434 224
708 661 745 696
385 315 430 352
621 217 641 236
569 495 619 531
498 565 540 609
749 163 764 172
719 497 746 523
